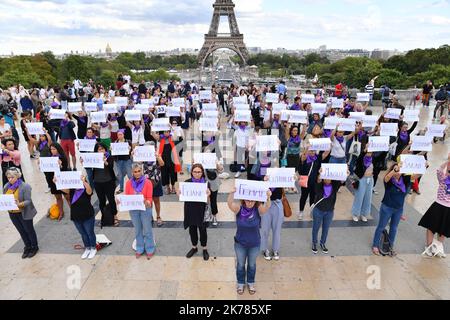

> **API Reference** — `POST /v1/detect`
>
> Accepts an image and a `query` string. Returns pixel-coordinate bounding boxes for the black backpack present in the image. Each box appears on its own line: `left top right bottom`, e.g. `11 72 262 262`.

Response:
100 203 115 228
379 229 393 256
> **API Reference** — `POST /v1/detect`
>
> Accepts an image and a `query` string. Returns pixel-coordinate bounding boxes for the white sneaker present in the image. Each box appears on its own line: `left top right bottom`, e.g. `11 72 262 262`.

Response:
87 249 97 259
234 171 241 178
361 216 368 222
273 251 280 261
352 216 359 222
218 172 230 179
263 249 272 261
81 248 90 260
297 211 304 220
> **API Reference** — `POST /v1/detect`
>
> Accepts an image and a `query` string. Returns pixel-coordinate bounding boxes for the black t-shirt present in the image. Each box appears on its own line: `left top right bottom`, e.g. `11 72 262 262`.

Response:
70 189 95 222
270 188 283 201
423 85 433 94
313 181 342 212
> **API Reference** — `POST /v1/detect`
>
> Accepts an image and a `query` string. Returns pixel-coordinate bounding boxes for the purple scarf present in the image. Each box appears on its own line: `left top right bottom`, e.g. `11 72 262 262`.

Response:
208 136 215 145
39 140 48 151
239 206 256 220
133 125 141 132
364 156 373 168
85 135 97 140
323 129 332 138
60 119 69 128
101 122 109 128
307 154 317 164
291 104 301 111
391 176 406 193
71 189 85 204
104 151 111 159
445 176 450 194
8 179 22 191
358 130 366 141
143 115 151 124
192 177 205 183
131 176 146 193
109 116 118 122
273 120 280 128
399 131 409 143
336 136 344 144
288 135 300 147
323 184 333 199
239 125 246 131
78 116 87 124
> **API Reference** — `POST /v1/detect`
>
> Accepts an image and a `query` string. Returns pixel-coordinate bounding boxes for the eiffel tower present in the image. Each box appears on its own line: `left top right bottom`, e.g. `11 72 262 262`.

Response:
198 0 250 67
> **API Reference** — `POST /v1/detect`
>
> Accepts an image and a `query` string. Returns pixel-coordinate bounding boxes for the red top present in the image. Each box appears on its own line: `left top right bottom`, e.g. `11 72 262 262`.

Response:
125 178 153 204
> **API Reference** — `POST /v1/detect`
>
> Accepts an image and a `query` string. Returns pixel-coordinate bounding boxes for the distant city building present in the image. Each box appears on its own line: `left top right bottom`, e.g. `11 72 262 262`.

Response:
106 43 112 57
371 49 401 60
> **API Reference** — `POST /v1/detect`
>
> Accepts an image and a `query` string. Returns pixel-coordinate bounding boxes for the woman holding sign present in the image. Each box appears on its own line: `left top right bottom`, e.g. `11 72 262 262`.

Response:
121 163 155 259
372 162 421 256
351 143 374 222
227 187 271 295
1 138 23 187
159 130 181 195
48 143 70 220
20 111 37 158
113 129 132 194
419 156 450 257
177 164 212 261
3 167 38 259
59 112 77 171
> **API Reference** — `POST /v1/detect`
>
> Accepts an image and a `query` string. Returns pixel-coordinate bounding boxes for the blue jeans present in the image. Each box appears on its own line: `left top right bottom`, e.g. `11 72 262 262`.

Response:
329 156 347 164
312 208 334 245
352 176 374 217
130 208 155 255
234 242 259 286
372 203 403 249
73 216 96 249
116 159 132 191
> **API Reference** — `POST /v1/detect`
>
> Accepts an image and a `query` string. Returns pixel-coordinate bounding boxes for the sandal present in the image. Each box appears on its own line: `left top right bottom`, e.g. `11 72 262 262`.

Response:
114 218 120 227
237 286 244 295
248 285 256 295
372 247 381 256
157 217 164 227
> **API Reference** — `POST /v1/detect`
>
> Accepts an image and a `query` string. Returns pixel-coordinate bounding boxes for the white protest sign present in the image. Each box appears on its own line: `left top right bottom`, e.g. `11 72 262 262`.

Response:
179 182 208 203
115 97 128 107
125 110 142 122
338 118 356 132
380 123 398 137
194 153 217 170
234 179 269 202
84 102 98 112
234 110 251 123
233 96 247 105
349 112 365 121
324 117 341 130
172 98 185 107
90 111 107 123
39 157 60 173
111 142 130 156
166 107 181 117
78 139 97 152
25 122 44 135
117 194 145 211
156 106 166 115
234 104 250 110
332 98 344 109
55 171 84 190
68 102 82 113
49 109 66 120
368 136 390 152
152 96 160 105
385 108 402 120
199 118 218 132
103 104 118 114
403 110 420 122
202 103 217 111
151 118 171 132
301 94 315 104
426 124 447 138
311 103 327 115
0 195 19 211
280 110 291 121
288 110 308 124
202 110 219 118
140 99 154 106
265 93 279 103
266 168 296 188
191 94 200 101
411 136 433 152
320 164 348 182
255 135 279 152
81 153 104 169
134 104 150 115
357 93 370 102
362 115 379 128
309 138 332 151
273 103 287 115
400 155 427 175
133 146 156 163
200 90 212 101
60 100 68 110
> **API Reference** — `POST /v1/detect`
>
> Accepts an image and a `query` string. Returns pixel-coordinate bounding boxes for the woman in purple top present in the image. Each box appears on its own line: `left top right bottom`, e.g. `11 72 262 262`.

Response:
227 187 271 295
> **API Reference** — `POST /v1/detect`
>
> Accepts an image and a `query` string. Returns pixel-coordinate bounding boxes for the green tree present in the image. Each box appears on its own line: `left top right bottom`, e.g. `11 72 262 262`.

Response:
58 55 90 82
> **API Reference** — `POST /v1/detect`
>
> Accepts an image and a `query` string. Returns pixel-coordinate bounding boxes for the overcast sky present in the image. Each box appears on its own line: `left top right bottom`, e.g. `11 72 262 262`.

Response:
0 0 449 55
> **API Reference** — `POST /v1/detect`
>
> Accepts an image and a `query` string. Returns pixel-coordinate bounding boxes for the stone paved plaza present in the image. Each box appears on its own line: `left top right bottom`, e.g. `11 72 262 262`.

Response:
0 104 449 300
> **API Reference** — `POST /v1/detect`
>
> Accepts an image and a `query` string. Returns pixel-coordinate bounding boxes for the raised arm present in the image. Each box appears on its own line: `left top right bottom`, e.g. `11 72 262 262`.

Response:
258 190 272 215
227 188 241 214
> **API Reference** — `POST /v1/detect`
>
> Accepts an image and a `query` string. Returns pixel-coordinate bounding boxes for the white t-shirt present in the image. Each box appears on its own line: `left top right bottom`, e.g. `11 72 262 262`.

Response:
234 127 250 148
0 123 11 134
131 127 145 145
330 136 347 158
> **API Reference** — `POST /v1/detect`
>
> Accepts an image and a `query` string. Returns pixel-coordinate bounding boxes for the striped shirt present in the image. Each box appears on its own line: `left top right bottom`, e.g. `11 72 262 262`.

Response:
436 167 450 208
365 85 375 95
